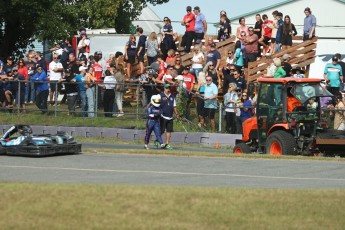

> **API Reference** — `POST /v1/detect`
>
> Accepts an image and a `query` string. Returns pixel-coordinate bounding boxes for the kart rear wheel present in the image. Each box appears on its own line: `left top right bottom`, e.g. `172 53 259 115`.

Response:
266 130 297 155
233 143 251 154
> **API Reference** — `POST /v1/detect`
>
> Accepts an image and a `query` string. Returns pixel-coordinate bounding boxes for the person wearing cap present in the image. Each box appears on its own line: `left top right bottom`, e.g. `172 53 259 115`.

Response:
281 54 292 77
193 6 207 44
292 66 305 79
181 6 195 53
303 7 316 41
158 84 179 150
77 29 90 58
72 66 88 117
324 56 343 96
33 65 49 114
49 53 64 106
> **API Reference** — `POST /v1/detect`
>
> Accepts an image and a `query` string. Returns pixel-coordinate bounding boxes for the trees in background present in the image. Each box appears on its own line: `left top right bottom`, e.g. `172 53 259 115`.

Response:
0 0 168 59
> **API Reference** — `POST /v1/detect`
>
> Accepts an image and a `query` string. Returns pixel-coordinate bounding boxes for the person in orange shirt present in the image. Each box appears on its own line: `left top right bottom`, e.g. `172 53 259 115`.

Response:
287 88 302 112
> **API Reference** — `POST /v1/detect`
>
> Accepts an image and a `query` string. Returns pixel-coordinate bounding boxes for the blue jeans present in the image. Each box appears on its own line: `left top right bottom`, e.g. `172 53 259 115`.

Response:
30 81 36 102
79 90 87 117
145 119 163 145
190 68 203 79
86 87 95 118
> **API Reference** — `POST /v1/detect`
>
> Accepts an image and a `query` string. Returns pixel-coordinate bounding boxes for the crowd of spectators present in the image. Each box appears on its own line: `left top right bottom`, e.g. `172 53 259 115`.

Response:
0 5 344 133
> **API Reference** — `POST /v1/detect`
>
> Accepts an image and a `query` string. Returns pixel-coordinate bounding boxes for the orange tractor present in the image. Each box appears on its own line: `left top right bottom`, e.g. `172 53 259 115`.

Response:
233 77 345 156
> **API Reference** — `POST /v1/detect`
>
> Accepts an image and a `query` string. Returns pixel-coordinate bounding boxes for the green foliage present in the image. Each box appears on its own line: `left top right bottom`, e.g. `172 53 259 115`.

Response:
0 0 169 59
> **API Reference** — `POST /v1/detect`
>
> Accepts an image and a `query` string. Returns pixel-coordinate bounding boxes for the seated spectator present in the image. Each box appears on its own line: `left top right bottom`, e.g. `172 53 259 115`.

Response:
203 61 220 89
190 45 204 80
165 49 176 66
292 67 305 78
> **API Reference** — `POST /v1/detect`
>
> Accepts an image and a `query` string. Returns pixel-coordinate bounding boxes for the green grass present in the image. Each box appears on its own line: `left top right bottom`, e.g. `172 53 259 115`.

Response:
0 183 344 230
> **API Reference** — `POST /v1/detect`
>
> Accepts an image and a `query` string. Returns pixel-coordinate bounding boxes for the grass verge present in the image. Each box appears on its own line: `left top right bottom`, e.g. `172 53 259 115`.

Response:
0 183 344 230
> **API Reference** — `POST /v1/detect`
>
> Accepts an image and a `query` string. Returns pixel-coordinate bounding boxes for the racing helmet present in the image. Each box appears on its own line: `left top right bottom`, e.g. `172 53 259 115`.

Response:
151 94 161 107
18 125 32 136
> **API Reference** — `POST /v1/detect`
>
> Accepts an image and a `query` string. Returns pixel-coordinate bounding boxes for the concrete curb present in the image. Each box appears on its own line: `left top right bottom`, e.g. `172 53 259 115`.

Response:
0 125 241 147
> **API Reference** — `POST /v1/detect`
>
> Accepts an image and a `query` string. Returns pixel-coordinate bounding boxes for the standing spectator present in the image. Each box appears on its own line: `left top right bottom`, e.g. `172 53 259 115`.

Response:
102 70 116 117
17 58 28 83
7 67 26 111
94 51 105 71
233 40 244 73
146 32 159 65
3 56 14 74
254 14 263 58
181 6 195 53
281 54 292 77
190 45 204 79
224 82 238 134
195 72 206 127
25 50 36 104
243 27 259 63
61 38 75 69
238 91 252 122
303 7 316 41
92 55 103 109
124 34 137 78
67 53 79 77
193 6 207 44
136 27 146 75
218 15 231 42
85 67 96 118
236 17 249 41
324 56 343 96
226 50 234 65
333 92 345 130
206 43 221 71
230 69 247 91
281 15 297 50
258 14 273 56
72 66 88 117
60 68 78 116
269 10 279 55
77 30 90 59
275 12 284 53
161 17 176 61
182 66 195 120
33 65 49 114
222 64 236 93
142 69 159 107
204 61 220 89
201 76 218 132
158 84 179 150
335 53 345 91
35 51 47 72
114 64 126 117
49 53 63 106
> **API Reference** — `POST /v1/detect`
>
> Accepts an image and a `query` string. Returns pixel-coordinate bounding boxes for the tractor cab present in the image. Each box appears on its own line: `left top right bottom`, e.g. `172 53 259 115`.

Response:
234 77 334 155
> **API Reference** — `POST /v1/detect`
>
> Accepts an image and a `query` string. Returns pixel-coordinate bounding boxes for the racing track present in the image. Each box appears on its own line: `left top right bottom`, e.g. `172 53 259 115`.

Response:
1 143 345 189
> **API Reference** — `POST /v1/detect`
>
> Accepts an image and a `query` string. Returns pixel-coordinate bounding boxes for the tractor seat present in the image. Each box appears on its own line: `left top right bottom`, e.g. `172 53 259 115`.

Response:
293 106 307 112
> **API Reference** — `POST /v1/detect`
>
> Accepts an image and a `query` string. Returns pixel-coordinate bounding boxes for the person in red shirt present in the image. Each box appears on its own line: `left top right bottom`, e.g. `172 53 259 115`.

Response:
258 14 273 56
181 6 195 53
182 66 195 120
155 54 167 84
92 56 103 83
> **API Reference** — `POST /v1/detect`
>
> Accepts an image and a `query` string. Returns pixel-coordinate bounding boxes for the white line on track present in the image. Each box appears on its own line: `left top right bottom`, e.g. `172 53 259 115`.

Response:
1 164 345 182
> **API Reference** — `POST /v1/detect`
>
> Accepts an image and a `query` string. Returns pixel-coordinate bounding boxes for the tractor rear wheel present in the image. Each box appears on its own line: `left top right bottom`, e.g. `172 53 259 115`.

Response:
266 130 297 155
233 143 251 154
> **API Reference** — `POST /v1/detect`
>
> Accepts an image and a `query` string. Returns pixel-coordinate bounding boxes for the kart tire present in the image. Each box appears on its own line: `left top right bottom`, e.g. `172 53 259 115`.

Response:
266 130 297 155
233 143 251 154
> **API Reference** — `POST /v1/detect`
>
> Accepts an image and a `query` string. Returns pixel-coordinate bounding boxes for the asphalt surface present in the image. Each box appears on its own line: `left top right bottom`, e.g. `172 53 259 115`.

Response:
1 147 345 188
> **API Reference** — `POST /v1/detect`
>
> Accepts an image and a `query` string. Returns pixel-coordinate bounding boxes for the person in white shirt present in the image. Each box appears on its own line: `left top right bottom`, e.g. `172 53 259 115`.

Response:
77 30 90 59
49 53 64 105
102 70 116 117
190 45 204 79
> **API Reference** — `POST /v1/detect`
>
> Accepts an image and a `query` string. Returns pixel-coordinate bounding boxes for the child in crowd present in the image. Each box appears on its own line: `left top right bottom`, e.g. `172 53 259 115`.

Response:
144 94 166 149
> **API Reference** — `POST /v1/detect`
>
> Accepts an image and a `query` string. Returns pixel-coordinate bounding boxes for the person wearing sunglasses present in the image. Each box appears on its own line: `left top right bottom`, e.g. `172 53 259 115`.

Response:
181 6 195 53
201 77 218 132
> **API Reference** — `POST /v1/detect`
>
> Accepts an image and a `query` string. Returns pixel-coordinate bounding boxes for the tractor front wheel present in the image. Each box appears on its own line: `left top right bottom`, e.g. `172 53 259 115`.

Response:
233 143 251 154
266 130 297 155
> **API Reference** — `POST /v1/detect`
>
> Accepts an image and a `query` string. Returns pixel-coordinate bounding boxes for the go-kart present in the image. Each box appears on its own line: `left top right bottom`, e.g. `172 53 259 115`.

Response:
0 125 82 156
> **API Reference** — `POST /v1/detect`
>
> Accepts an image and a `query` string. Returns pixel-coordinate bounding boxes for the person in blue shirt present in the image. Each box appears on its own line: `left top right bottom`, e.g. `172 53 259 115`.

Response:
201 76 218 132
72 66 88 117
144 95 166 150
324 56 343 96
233 40 244 73
32 65 49 114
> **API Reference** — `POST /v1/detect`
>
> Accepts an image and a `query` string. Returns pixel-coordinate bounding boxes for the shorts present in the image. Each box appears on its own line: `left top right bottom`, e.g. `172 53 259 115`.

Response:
262 36 271 45
137 54 145 63
125 55 136 64
270 38 276 43
50 81 61 92
160 117 174 133
203 108 216 119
